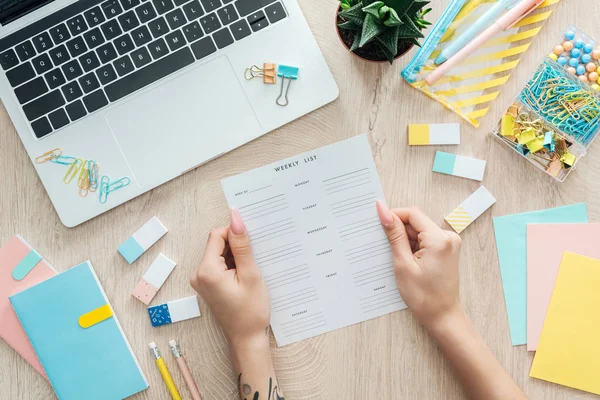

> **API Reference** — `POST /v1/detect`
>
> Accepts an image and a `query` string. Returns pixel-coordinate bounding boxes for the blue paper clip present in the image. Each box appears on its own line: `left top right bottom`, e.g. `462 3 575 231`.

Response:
99 175 130 204
88 161 99 191
276 65 299 107
99 175 110 204
50 155 77 165
106 177 130 193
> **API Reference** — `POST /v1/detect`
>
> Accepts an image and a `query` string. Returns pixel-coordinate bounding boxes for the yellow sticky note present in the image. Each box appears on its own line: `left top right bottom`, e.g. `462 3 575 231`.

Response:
530 252 600 395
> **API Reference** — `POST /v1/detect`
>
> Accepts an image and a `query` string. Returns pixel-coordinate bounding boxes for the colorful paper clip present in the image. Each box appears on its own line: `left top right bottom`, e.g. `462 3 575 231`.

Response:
276 65 299 107
99 175 131 204
51 155 77 165
99 175 110 204
88 161 99 192
35 148 62 164
63 159 84 184
244 63 276 84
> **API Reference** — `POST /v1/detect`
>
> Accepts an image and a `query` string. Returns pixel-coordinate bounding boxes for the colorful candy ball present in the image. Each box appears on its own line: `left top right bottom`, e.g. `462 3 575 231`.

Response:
579 75 589 83
593 50 600 60
557 56 567 66
563 41 574 51
565 30 575 41
577 65 586 75
587 62 597 72
575 39 585 49
567 67 577 75
548 53 558 61
571 48 581 58
584 43 594 54
589 72 599 82
553 45 564 55
568 58 579 67
582 54 592 64
593 84 600 91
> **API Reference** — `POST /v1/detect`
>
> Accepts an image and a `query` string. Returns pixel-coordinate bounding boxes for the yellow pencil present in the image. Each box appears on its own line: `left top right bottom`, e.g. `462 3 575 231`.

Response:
149 342 182 400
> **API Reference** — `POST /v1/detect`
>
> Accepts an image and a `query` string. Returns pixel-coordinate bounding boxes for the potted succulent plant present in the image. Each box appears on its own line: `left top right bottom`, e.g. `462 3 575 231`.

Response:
337 0 432 64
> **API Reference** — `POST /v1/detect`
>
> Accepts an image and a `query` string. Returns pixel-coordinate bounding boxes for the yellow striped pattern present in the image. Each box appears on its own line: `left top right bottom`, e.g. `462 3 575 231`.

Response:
445 206 474 234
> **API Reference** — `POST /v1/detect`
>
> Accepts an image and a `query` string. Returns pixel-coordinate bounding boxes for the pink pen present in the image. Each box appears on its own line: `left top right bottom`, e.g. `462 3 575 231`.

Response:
426 0 545 85
169 340 203 400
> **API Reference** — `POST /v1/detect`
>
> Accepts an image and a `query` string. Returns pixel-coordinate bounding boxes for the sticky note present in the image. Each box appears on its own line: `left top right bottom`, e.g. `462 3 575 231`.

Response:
408 123 460 145
526 223 600 351
78 304 114 329
445 186 496 234
530 252 600 395
118 217 168 264
492 203 588 346
432 151 486 181
132 254 176 305
148 296 200 327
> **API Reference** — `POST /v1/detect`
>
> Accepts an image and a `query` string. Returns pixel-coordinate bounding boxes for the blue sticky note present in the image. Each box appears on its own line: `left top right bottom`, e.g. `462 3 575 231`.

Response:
432 151 456 175
493 203 588 346
9 262 148 399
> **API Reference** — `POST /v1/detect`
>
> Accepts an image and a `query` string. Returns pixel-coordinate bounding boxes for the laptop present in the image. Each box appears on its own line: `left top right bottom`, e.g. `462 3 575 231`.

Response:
0 0 339 227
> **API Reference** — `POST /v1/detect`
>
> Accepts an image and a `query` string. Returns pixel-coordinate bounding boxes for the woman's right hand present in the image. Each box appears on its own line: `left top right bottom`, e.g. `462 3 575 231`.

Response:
376 201 463 330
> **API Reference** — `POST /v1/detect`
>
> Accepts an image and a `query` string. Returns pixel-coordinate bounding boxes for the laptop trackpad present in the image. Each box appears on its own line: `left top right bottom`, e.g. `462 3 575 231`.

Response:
105 56 261 187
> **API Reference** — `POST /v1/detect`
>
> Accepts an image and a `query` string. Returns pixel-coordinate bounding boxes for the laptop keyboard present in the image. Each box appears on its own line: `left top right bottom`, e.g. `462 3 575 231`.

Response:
0 0 288 138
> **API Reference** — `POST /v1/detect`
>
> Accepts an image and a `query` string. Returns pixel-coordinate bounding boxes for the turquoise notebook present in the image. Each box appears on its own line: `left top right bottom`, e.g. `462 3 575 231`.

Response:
10 261 148 400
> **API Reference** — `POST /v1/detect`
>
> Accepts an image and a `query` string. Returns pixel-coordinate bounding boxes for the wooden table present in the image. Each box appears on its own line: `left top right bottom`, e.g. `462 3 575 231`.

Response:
1 1 599 398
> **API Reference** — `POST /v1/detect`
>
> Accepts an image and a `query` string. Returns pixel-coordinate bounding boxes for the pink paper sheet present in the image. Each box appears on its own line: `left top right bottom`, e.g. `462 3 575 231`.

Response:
0 236 57 378
527 223 600 351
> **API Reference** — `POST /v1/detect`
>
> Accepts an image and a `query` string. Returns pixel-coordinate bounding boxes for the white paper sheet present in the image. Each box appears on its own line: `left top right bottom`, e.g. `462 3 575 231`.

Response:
221 135 407 346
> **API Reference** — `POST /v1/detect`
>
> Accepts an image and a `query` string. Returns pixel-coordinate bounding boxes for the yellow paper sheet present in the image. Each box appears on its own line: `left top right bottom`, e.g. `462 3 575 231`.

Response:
530 252 600 395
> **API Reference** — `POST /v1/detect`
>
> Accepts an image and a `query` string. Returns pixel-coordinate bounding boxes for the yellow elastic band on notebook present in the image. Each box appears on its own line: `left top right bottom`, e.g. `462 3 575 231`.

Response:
453 92 499 108
79 304 113 329
436 76 510 97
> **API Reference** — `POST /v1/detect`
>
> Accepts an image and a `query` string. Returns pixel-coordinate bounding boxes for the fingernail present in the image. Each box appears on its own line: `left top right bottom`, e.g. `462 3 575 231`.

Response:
230 208 246 235
376 200 394 227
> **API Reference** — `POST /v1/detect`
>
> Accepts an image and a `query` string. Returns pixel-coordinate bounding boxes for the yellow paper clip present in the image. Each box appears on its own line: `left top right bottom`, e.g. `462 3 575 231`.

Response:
244 63 276 84
78 163 90 197
88 161 99 192
63 158 84 184
35 148 62 164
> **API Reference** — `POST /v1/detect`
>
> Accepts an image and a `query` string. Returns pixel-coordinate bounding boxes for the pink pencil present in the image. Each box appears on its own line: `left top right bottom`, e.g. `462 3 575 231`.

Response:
169 340 203 400
426 0 545 85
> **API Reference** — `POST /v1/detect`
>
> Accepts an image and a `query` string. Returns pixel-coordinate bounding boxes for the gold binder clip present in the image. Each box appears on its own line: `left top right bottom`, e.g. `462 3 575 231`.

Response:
244 63 276 84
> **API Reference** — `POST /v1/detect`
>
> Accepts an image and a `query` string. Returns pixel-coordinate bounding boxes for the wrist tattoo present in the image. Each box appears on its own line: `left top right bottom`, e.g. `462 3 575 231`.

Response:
237 374 285 400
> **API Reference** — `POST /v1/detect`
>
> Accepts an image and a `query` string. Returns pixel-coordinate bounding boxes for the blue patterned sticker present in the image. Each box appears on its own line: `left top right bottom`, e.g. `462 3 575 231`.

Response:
147 304 172 327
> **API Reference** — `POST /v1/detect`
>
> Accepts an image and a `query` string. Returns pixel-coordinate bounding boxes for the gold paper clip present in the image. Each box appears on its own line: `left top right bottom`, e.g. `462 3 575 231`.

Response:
245 63 276 84
63 158 84 184
35 148 63 164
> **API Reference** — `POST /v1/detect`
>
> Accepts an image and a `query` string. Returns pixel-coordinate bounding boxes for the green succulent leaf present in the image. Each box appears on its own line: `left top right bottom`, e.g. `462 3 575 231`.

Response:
376 25 399 56
338 20 361 31
359 13 387 47
398 14 423 37
383 8 402 26
340 2 351 9
362 1 384 18
338 2 366 26
376 40 397 64
362 0 379 6
350 28 363 51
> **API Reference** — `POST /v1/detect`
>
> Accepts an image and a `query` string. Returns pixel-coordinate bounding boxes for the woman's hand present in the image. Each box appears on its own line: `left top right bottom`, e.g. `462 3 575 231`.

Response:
376 201 462 330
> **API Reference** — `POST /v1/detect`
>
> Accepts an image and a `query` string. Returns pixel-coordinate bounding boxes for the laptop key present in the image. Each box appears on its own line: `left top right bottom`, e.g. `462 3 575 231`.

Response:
79 72 101 93
32 32 53 53
200 13 220 34
217 5 238 25
114 34 135 55
66 15 88 36
23 90 65 121
213 28 233 49
249 13 269 32
120 0 141 10
31 117 53 138
97 64 118 84
190 36 216 60
83 89 109 113
105 47 194 102
66 36 88 58
200 0 221 12
152 0 175 14
136 2 157 24
102 0 124 19
182 21 203 43
118 11 140 31
265 2 285 23
234 0 276 17
66 100 87 121
165 9 186 30
32 53 53 74
113 55 135 75
174 0 189 5
49 44 71 65
182 1 204 21
61 81 83 102
101 19 123 40
230 19 250 40
80 51 101 72
44 68 66 89
223 0 233 3
97 42 118 63
62 60 84 80
148 16 169 38
148 38 169 59
15 77 49 104
131 47 152 67
83 28 105 49
84 6 106 27
0 49 18 70
165 30 186 51
15 41 36 62
49 24 71 45
131 25 153 46
48 108 70 130
6 62 35 87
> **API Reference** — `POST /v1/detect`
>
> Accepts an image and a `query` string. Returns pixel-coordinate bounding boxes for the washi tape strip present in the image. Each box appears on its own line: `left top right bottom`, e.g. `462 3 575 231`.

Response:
12 250 43 281
408 123 460 145
433 151 486 181
445 186 496 234
118 217 168 264
147 296 201 327
132 254 176 305
78 304 114 329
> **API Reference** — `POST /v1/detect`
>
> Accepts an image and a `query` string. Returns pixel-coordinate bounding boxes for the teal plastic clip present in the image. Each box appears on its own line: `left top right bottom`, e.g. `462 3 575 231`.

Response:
50 155 77 165
106 177 130 193
88 161 99 190
276 65 299 107
99 175 130 204
99 175 110 204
